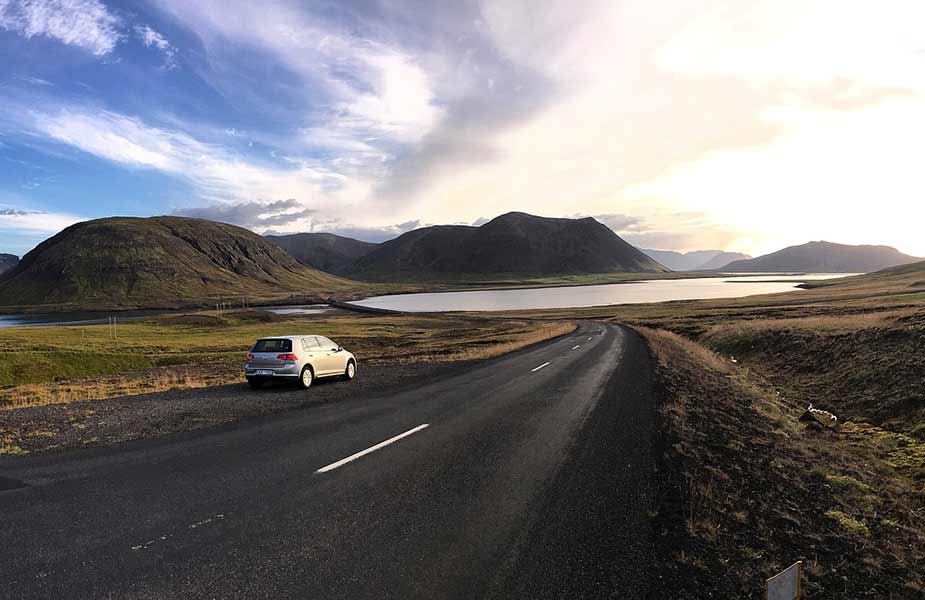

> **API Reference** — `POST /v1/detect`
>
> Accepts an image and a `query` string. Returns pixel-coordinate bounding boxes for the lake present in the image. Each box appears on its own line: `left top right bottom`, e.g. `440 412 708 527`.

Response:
349 274 854 313
0 275 854 327
0 304 334 329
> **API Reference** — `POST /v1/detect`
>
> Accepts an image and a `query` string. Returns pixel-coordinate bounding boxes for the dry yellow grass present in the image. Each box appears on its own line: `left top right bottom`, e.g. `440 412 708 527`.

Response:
416 321 576 362
1 368 221 410
0 313 574 409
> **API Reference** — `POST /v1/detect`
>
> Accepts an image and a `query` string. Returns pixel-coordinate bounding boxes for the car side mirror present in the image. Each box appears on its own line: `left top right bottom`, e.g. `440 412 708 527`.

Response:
336 346 343 352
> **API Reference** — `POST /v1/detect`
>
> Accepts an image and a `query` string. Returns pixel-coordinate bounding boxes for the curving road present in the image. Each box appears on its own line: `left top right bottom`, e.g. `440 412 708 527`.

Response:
0 322 658 599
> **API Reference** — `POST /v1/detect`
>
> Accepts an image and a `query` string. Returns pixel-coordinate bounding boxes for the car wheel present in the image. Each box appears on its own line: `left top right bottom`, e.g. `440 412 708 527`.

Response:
299 365 314 389
344 360 356 381
247 377 263 390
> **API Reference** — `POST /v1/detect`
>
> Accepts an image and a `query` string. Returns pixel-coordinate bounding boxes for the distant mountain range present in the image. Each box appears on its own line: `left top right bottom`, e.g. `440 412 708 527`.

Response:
265 232 377 276
722 241 921 273
0 253 18 275
640 249 751 271
0 217 356 309
3 213 918 311
272 212 667 280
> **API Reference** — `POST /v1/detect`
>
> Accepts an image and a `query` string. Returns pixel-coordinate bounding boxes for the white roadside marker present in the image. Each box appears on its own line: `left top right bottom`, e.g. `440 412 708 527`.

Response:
572 345 580 350
531 362 550 372
316 424 430 473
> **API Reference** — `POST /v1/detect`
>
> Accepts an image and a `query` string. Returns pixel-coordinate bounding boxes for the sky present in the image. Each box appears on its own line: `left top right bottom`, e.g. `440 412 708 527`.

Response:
1 0 924 258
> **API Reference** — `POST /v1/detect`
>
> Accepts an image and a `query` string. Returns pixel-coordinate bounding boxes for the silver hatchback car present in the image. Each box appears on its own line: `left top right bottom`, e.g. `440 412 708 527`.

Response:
244 335 357 389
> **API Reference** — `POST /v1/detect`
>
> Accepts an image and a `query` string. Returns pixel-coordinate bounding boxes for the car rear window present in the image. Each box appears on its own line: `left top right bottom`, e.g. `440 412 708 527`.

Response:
252 339 292 353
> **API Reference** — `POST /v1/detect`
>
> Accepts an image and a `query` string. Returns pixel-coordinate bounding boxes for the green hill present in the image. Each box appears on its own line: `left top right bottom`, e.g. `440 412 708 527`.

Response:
265 232 378 275
348 212 667 280
0 216 362 310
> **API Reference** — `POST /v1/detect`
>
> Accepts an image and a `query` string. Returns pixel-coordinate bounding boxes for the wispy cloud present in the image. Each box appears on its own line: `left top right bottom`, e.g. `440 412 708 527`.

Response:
21 106 345 205
154 0 446 188
134 24 177 68
303 219 423 244
0 0 122 56
176 199 313 229
12 75 54 86
0 206 82 233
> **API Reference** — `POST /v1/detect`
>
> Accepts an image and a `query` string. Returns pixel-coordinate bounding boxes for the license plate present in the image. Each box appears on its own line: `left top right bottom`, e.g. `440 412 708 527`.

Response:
255 370 273 376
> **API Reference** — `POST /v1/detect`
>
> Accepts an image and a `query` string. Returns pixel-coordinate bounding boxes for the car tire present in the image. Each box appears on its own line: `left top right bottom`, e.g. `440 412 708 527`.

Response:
299 365 314 389
247 377 263 390
344 360 356 381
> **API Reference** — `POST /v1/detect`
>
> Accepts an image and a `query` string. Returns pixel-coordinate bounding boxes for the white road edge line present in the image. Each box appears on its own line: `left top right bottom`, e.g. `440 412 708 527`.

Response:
571 345 580 350
531 362 550 372
316 424 430 474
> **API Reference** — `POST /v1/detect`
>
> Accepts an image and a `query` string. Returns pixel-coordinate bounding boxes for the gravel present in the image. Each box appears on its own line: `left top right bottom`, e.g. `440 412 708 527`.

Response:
0 361 472 455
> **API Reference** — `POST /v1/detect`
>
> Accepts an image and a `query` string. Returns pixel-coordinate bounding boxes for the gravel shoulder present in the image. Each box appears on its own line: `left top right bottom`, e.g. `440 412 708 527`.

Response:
0 361 473 456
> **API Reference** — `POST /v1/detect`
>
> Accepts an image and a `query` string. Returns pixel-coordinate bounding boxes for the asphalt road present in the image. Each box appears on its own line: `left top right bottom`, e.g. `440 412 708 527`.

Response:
0 322 658 599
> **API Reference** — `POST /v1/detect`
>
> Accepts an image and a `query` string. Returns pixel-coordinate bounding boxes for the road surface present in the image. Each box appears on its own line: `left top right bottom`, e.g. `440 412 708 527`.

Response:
0 322 658 599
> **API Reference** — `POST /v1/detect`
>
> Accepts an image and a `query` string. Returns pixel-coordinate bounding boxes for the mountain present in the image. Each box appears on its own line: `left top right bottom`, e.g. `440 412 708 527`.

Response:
722 241 921 273
348 212 667 279
640 249 751 271
0 253 18 274
265 232 378 276
0 216 358 309
698 251 753 270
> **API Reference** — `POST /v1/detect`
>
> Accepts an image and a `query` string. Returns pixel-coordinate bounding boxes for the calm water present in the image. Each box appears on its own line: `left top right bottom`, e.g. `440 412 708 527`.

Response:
263 304 332 316
350 274 855 313
0 274 856 326
0 310 164 329
0 304 333 328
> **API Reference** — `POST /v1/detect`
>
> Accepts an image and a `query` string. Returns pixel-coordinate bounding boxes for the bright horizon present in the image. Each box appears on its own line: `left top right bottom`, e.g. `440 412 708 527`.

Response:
2 0 924 258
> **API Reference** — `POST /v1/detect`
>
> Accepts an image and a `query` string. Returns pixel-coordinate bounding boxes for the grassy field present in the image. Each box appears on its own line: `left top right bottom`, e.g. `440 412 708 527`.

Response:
0 310 574 409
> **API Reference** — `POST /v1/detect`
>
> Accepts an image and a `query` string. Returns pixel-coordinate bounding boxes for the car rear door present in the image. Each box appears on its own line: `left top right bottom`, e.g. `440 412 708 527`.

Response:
300 336 321 370
313 336 342 376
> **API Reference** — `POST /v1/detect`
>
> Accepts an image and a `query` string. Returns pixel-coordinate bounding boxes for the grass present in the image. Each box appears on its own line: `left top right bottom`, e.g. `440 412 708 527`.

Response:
640 327 925 597
0 310 574 409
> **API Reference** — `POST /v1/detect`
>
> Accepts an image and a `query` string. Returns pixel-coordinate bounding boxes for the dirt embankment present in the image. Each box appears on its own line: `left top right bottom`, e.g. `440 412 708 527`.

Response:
639 327 924 598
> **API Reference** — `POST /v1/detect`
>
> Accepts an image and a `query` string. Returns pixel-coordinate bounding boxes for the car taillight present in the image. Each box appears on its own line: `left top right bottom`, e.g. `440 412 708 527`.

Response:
277 353 299 361
247 353 254 360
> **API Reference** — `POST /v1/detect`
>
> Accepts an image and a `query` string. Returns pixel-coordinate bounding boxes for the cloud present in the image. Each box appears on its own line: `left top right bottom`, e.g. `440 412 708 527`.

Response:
572 210 740 252
134 24 177 68
578 213 646 233
12 75 54 86
0 206 83 233
175 199 314 229
0 0 122 56
155 1 444 158
15 105 350 205
304 219 423 243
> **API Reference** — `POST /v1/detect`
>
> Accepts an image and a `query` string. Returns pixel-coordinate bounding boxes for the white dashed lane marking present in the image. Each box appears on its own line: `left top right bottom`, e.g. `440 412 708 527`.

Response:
316 424 430 474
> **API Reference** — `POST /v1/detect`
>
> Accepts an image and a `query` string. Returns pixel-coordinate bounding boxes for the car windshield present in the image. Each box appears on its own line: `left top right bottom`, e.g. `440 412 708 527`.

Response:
252 339 292 353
